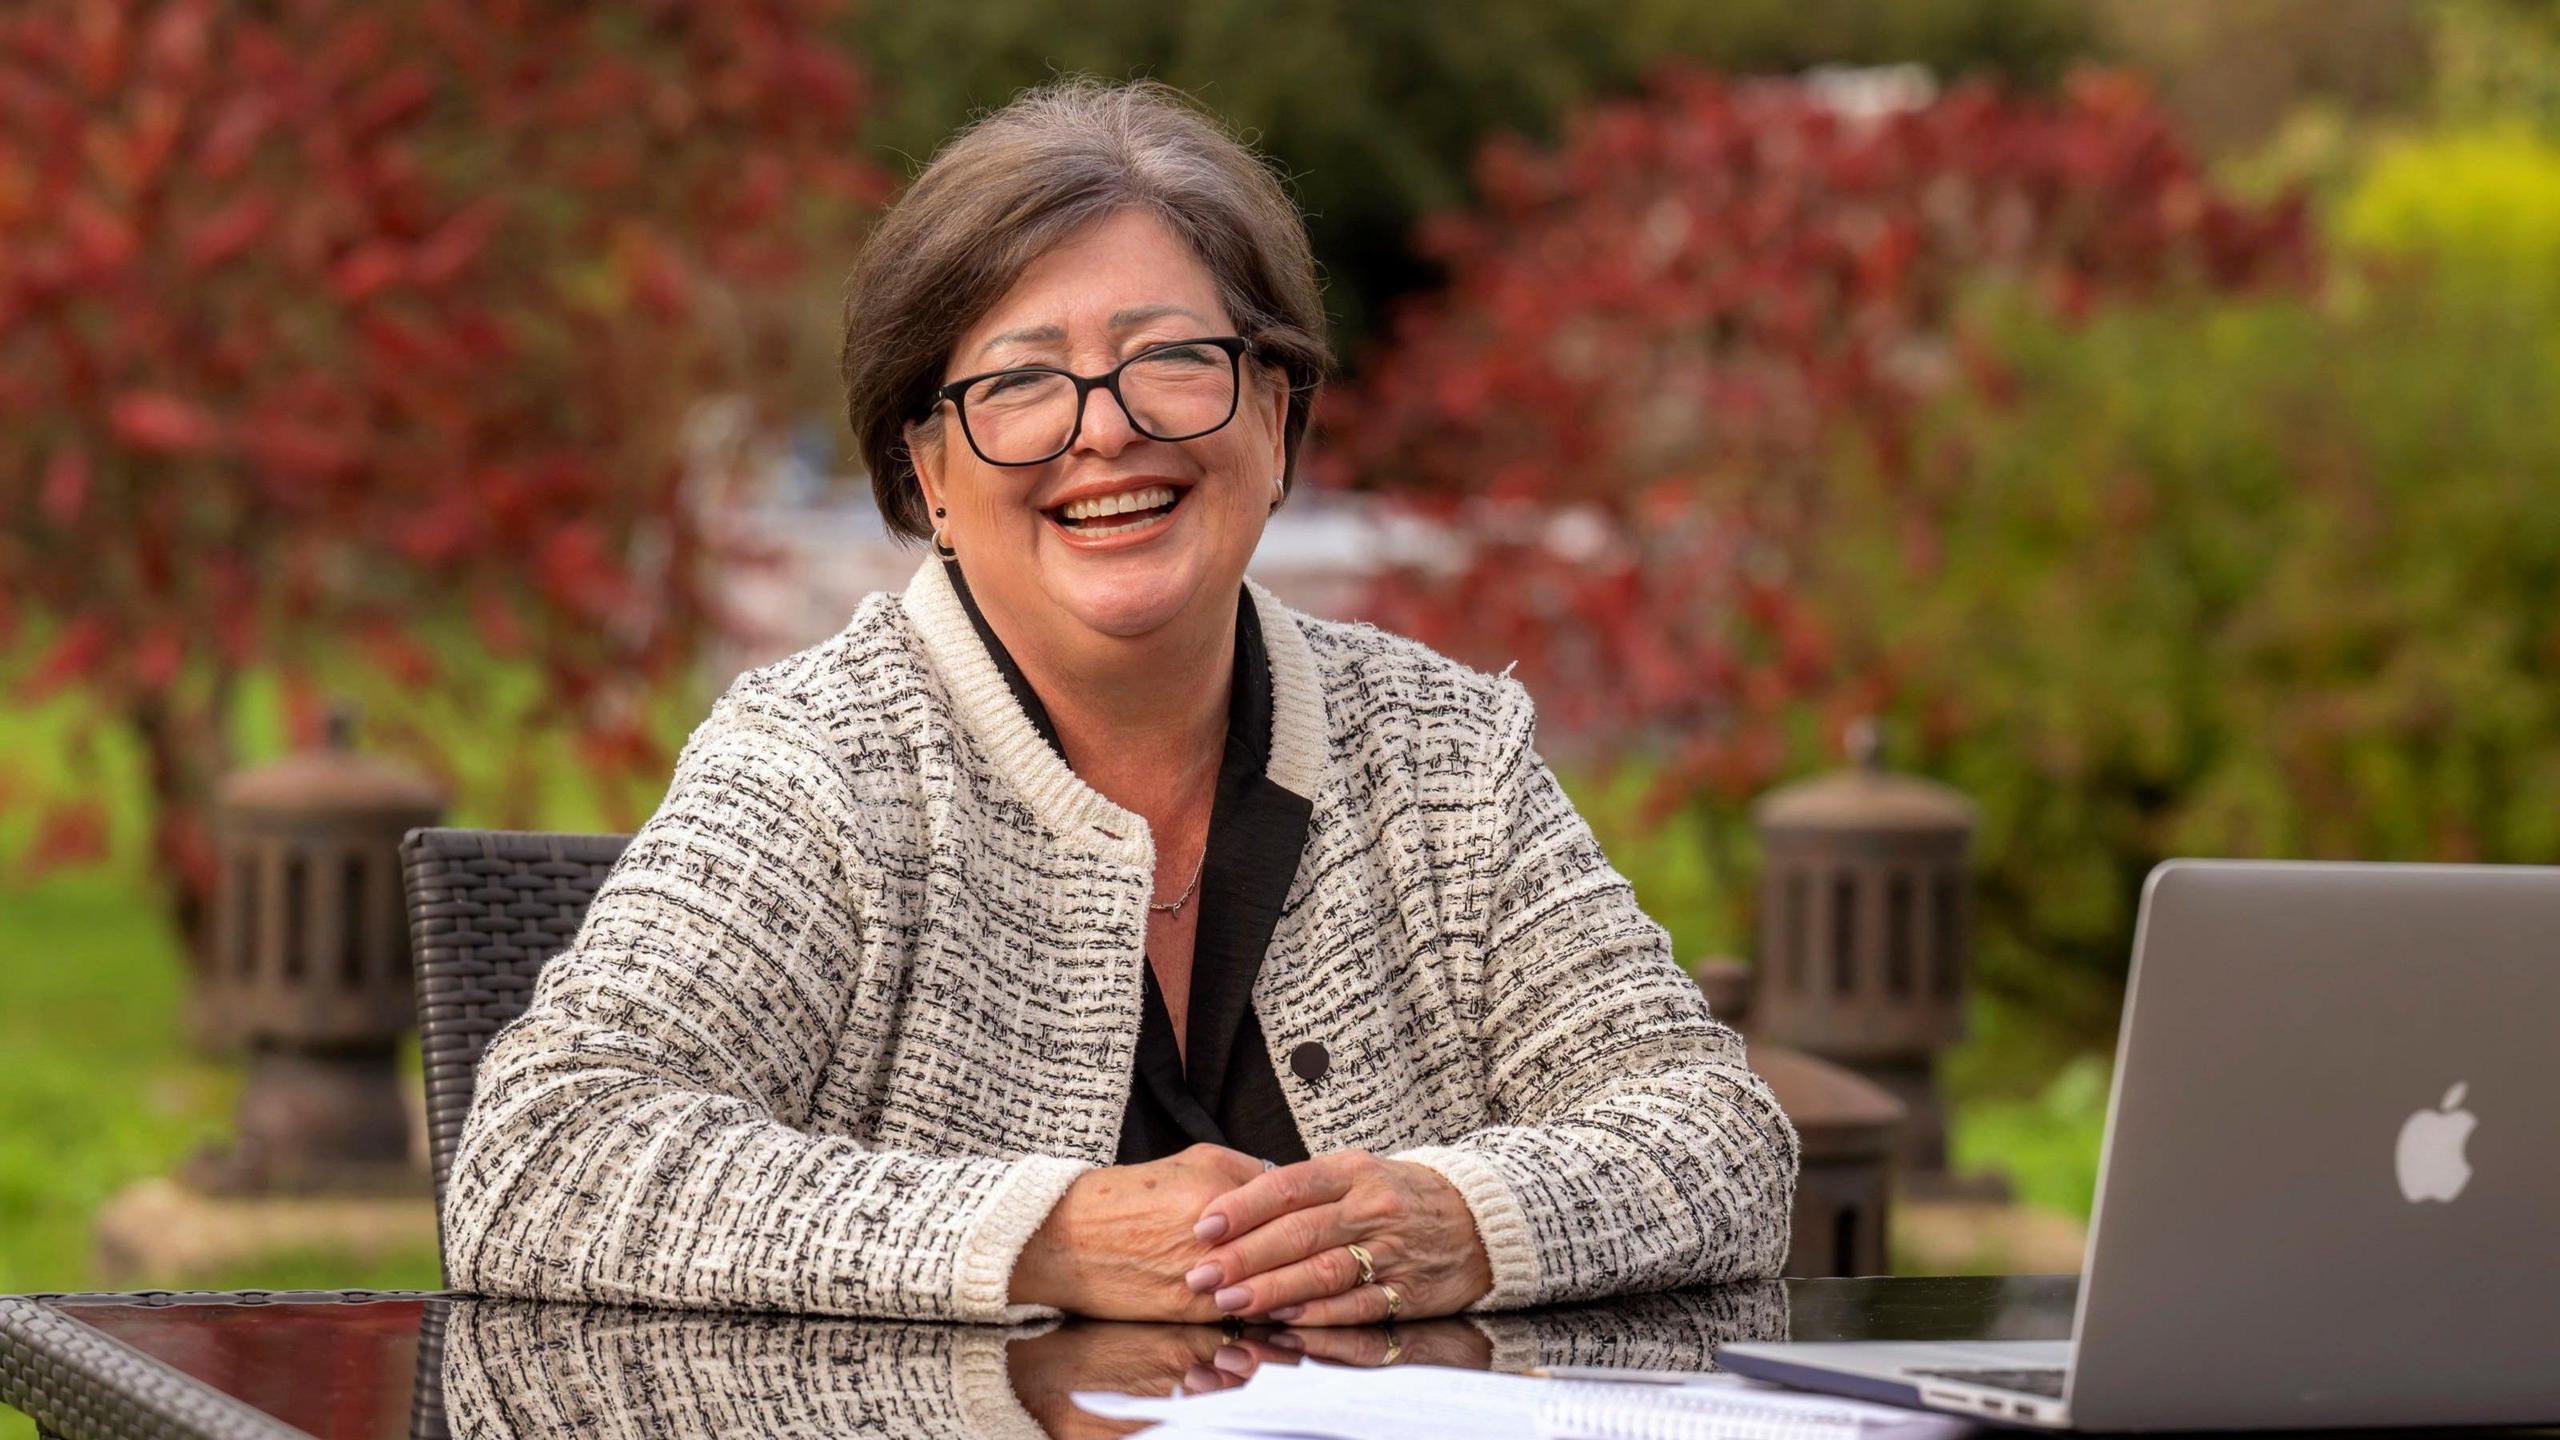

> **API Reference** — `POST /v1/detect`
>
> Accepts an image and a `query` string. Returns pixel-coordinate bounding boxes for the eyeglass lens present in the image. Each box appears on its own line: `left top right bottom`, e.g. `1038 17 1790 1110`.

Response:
961 343 1238 464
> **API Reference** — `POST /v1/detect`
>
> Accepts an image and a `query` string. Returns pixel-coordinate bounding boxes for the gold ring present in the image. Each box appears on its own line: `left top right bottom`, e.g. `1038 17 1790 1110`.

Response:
1374 1281 1403 1319
1379 1325 1405 1365
1345 1242 1377 1287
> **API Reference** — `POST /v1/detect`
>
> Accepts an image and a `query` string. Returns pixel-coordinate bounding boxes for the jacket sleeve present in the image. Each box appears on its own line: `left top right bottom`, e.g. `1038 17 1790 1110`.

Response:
438 681 1090 1319
440 1299 1051 1440
1393 680 1799 1309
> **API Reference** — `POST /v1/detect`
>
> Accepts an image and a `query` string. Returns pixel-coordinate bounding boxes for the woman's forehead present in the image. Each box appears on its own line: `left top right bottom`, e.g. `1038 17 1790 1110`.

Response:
958 210 1233 360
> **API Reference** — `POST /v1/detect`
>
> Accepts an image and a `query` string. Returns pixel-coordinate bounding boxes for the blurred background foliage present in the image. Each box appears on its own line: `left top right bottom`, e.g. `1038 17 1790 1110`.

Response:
2344 126 2560 305
1831 276 2560 1043
0 0 883 963
4 0 2558 1323
854 0 2104 348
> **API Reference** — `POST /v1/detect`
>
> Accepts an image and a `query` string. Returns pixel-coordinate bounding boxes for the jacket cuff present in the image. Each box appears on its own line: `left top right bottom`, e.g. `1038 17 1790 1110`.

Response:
954 1153 1095 1322
1391 1143 1540 1310
950 1321 1056 1440
1464 1313 1548 1374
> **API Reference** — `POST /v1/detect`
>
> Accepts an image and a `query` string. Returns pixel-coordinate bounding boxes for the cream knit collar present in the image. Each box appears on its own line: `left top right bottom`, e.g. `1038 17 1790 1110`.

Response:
899 559 1330 863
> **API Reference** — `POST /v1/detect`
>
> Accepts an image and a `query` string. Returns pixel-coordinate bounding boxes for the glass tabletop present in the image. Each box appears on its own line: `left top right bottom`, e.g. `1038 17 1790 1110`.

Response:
57 1298 430 1439
18 1276 2552 1438
23 1277 2072 1440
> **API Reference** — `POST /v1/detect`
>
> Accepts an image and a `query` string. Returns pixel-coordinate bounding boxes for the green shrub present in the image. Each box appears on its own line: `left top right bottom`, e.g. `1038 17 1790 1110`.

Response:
1951 1054 2112 1220
2342 125 2560 306
1823 275 2560 1044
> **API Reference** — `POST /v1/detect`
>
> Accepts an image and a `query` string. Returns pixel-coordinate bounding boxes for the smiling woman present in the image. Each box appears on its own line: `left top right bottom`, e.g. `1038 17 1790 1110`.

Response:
437 77 1798 1329
911 211 1282 648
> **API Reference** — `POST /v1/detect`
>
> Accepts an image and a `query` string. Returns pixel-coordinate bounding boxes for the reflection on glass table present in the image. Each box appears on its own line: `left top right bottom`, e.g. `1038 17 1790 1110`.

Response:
3 1277 2097 1440
441 1282 1789 1439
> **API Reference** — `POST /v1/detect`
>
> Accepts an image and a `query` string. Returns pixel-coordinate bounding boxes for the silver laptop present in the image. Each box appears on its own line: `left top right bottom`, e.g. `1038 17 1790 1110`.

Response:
1720 860 2560 1430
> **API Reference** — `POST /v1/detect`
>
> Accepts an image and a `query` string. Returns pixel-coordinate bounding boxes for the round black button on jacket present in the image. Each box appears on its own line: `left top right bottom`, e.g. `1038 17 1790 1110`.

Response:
1288 1041 1330 1083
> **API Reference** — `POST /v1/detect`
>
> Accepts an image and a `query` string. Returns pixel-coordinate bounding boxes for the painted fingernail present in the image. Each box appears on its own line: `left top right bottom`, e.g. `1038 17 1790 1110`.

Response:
1271 1330 1304 1349
1270 1304 1305 1322
1213 1285 1251 1311
1185 1263 1222 1292
1194 1214 1229 1242
1213 1345 1252 1375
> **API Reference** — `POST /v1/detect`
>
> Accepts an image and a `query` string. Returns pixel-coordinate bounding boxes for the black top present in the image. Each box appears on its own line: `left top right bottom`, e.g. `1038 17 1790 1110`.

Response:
944 560 1314 1165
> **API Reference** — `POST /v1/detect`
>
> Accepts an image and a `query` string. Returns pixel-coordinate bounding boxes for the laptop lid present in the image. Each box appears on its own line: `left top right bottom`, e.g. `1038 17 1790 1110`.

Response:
2069 860 2560 1431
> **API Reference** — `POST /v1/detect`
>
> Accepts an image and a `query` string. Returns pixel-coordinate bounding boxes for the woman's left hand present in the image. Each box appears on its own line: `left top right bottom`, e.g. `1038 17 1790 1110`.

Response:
1183 1150 1492 1325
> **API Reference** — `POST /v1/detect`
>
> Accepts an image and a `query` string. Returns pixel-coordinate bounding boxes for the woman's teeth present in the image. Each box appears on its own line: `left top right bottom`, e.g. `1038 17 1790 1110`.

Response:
1073 511 1164 536
1059 484 1177 521
1053 484 1181 535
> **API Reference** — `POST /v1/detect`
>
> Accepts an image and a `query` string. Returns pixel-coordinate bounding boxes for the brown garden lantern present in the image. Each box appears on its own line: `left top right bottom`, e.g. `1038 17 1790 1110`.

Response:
1698 959 1904 1277
1752 719 1974 1177
192 706 444 1193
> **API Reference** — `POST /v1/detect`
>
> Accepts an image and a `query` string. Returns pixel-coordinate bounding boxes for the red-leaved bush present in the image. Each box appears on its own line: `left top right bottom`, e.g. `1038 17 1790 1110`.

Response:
0 1 885 956
1319 69 2314 814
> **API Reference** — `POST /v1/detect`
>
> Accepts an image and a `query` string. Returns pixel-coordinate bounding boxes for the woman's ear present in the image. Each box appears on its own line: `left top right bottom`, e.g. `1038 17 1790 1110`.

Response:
1262 369 1291 482
904 420 945 514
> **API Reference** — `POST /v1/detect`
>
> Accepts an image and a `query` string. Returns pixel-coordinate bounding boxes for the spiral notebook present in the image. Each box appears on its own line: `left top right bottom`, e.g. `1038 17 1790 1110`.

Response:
1537 1377 1975 1440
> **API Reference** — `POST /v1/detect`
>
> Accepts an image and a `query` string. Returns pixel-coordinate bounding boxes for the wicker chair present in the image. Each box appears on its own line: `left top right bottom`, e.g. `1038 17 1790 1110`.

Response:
398 827 629 1281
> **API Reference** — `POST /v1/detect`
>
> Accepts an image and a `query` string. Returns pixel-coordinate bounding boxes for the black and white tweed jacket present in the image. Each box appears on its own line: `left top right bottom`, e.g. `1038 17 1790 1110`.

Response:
442 559 1798 1320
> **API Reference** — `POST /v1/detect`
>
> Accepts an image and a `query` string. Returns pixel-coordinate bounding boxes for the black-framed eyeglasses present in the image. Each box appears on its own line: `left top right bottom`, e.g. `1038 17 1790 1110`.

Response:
926 335 1253 467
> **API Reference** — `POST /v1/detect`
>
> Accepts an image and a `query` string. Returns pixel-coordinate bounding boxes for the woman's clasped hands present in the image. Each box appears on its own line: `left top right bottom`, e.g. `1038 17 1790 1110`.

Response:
1186 1144 1494 1324
1011 1142 1492 1324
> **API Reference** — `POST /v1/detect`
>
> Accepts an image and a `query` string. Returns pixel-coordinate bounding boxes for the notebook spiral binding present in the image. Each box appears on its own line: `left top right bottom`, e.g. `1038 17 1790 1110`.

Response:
1537 1381 1889 1440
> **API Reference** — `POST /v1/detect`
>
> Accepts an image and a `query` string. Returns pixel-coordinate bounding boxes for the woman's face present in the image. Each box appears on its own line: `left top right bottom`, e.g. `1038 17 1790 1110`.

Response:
909 208 1289 649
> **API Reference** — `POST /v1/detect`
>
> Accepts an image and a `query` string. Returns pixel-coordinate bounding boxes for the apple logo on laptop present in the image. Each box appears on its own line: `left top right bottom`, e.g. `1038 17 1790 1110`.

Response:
2395 1082 2477 1203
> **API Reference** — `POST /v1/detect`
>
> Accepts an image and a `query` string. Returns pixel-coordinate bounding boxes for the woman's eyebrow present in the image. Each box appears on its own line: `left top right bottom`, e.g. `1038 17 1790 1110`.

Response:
975 305 1211 359
978 323 1064 358
1108 302 1206 331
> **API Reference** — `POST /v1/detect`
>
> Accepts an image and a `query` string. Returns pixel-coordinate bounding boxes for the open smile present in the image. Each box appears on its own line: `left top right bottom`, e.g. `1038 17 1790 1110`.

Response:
1042 481 1192 545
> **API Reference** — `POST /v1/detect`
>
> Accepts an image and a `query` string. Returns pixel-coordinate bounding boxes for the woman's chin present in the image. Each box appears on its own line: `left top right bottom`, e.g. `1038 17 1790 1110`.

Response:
1054 575 1200 640
1039 546 1221 641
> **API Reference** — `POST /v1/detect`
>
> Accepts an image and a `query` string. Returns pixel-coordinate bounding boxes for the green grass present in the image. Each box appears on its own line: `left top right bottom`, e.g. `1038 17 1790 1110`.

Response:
0 874 448 1291
0 875 444 1440
0 874 234 1295
0 650 695 1307
0 653 686 1436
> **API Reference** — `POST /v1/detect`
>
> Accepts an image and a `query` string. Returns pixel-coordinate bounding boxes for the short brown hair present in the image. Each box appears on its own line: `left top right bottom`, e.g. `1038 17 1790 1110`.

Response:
840 78 1331 541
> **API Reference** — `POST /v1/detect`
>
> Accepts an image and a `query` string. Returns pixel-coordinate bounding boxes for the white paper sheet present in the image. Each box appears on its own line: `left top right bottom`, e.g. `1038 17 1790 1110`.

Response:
1072 1360 1977 1440
1074 1360 1547 1440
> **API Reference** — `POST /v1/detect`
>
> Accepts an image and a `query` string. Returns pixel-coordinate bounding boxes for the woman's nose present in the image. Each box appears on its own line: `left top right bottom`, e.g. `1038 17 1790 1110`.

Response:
1070 383 1142 457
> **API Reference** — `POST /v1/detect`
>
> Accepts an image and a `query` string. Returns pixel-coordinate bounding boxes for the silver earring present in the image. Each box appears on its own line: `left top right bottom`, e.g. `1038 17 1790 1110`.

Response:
1270 472 1285 509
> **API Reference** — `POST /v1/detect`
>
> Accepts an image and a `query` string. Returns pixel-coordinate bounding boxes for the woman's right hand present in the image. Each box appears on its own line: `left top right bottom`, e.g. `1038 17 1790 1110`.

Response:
1011 1144 1271 1319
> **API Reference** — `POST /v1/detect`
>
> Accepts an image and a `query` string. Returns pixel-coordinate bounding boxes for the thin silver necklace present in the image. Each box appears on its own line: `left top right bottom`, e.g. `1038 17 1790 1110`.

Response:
1150 844 1209 916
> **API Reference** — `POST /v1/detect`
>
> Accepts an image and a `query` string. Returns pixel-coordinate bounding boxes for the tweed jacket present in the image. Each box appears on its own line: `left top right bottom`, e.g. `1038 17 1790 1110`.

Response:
441 559 1799 1320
